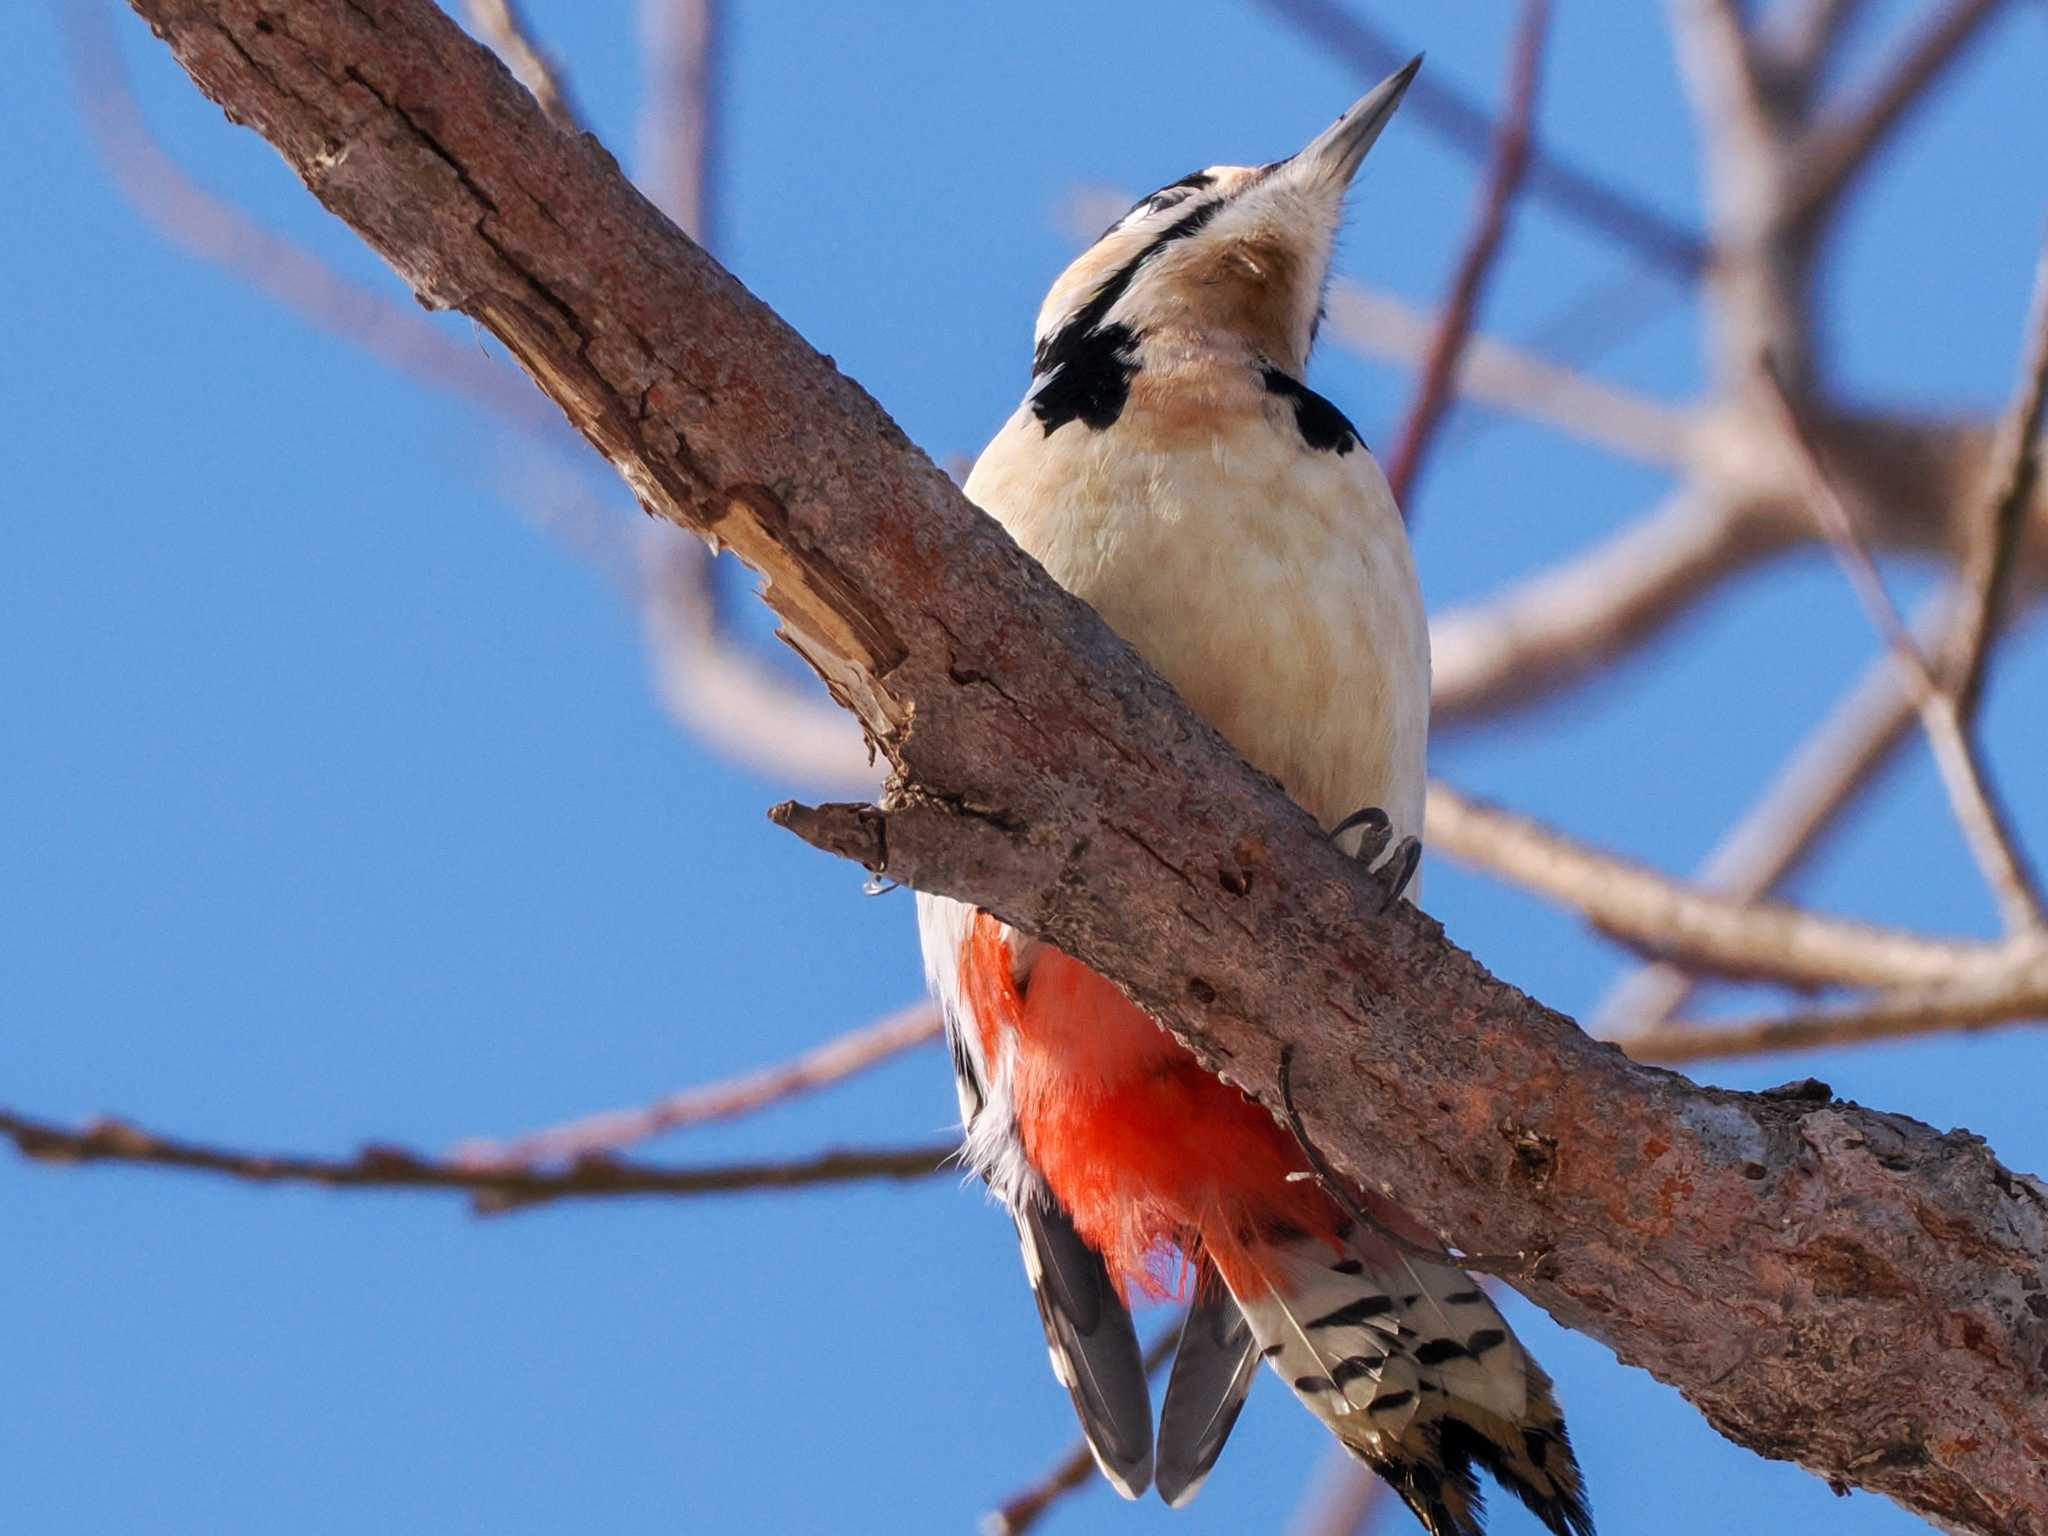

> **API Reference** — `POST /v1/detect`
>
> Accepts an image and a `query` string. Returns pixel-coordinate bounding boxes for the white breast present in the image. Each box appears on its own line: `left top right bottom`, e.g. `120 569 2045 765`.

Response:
962 390 1429 841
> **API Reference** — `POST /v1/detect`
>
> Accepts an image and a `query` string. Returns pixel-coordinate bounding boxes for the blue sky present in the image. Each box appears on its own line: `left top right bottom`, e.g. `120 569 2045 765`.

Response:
5 3 2045 1533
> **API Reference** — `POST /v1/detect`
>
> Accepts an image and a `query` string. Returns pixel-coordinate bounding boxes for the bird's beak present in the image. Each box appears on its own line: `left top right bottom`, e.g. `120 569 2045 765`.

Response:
1292 56 1421 189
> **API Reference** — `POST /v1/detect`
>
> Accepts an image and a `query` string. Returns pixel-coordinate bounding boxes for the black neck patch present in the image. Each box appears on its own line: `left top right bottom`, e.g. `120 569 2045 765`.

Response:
1260 367 1361 455
1031 195 1229 437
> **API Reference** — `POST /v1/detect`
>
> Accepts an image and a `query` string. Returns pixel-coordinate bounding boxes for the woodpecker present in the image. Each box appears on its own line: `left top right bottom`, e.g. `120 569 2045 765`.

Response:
918 61 1591 1536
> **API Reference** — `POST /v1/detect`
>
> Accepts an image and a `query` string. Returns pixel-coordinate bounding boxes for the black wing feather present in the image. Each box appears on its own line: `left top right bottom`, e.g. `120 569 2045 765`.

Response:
1016 1198 1155 1498
1155 1287 1260 1506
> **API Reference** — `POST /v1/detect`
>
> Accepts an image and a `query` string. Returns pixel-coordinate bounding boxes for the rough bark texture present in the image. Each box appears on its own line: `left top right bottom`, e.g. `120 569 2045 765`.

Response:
126 2 2048 1529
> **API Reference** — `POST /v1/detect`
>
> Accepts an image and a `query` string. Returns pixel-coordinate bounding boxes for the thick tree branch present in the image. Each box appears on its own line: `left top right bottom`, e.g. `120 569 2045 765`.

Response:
115 4 2048 1528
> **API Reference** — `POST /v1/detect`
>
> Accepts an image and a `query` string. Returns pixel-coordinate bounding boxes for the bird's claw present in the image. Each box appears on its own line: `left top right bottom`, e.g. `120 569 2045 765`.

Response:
1330 806 1420 911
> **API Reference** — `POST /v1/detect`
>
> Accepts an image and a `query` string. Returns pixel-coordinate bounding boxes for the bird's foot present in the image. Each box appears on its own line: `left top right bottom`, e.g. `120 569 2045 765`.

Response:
1329 807 1420 912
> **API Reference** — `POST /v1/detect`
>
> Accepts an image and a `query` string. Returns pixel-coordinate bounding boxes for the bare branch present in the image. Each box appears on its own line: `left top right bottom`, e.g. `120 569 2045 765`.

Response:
454 1000 940 1166
1591 605 1929 1034
1761 360 2048 931
1383 0 1549 510
1 1105 951 1211
1424 781 2041 990
984 1326 1179 1536
1250 0 1709 275
1760 361 1936 679
110 5 2048 1523
1667 0 1778 151
1620 973 2048 1064
465 0 580 131
1791 0 2007 230
1761 0 1874 79
638 0 718 241
1944 235 2048 714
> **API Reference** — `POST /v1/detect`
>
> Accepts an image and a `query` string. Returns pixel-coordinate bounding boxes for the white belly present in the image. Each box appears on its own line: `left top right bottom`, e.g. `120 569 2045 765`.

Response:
963 401 1429 839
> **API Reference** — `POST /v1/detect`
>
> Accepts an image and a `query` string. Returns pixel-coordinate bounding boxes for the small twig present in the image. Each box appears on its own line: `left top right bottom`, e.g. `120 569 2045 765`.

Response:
1760 357 2047 932
1277 1047 1536 1278
465 0 582 130
1790 0 2008 230
1942 234 2048 715
1251 0 1709 275
1383 0 1550 511
454 1000 941 1165
983 1324 1179 1535
1668 0 1778 152
1759 357 1932 681
1 1106 951 1213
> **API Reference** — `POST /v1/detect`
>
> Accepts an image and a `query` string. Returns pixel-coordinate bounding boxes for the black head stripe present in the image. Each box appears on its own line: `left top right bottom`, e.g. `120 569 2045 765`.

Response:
1033 194 1231 435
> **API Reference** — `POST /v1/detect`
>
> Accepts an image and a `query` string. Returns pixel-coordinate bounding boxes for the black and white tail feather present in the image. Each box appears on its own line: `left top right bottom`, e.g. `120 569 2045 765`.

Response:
1221 1225 1592 1536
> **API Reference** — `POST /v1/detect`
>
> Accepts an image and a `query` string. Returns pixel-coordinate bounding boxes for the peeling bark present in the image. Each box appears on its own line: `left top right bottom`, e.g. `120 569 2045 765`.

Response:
125 2 2048 1528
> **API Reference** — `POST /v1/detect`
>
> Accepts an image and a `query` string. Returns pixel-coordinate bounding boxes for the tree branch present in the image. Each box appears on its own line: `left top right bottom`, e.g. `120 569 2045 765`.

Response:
1251 0 1709 276
1761 357 2048 931
464 0 579 131
453 1000 940 1165
1423 782 2043 991
637 0 718 243
1790 0 2007 231
1591 602 1929 1034
1945 234 2048 715
1618 976 2048 1064
984 1325 1179 1535
1383 0 1548 511
1 1105 950 1213
112 3 2048 1527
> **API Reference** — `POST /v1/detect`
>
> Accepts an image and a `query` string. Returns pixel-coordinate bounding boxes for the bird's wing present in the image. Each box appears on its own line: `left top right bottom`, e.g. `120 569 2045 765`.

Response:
1015 1196 1156 1498
916 893 1153 1499
1155 1287 1261 1506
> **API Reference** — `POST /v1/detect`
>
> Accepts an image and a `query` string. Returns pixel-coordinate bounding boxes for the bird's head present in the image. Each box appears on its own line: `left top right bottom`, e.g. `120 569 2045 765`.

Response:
1029 59 1418 432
